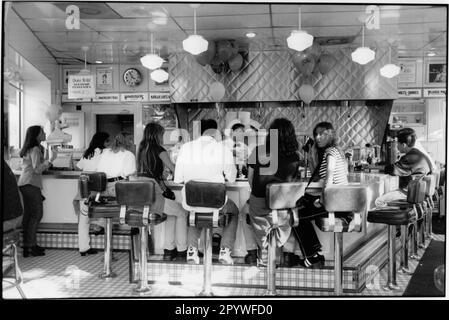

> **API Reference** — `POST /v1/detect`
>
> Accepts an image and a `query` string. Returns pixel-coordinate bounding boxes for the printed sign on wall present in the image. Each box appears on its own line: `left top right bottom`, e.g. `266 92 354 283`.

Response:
423 88 446 98
149 92 170 102
398 89 422 98
120 93 148 102
93 93 120 102
68 74 96 99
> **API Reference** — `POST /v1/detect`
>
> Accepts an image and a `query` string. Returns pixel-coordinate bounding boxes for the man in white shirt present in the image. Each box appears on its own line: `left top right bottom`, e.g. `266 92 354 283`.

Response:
174 119 238 265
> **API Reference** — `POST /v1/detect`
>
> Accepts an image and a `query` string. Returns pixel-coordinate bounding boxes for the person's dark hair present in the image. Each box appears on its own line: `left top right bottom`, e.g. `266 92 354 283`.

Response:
231 123 245 132
83 132 110 160
20 125 43 157
265 118 299 156
200 119 218 135
110 131 133 153
396 128 416 147
137 122 165 175
313 122 339 148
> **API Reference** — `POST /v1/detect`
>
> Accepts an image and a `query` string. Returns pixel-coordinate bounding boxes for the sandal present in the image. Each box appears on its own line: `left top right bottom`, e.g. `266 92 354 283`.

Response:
298 253 325 268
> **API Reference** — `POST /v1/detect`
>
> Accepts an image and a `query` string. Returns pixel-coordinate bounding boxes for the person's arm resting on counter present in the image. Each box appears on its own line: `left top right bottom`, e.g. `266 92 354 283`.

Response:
159 150 175 173
385 150 429 178
324 154 336 188
123 152 137 178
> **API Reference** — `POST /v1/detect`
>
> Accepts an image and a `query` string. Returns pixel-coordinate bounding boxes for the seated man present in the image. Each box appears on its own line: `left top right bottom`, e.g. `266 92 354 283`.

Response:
174 119 239 265
375 128 434 207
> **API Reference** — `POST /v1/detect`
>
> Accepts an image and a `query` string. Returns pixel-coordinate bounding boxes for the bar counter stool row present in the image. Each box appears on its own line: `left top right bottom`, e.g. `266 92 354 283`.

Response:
77 172 440 296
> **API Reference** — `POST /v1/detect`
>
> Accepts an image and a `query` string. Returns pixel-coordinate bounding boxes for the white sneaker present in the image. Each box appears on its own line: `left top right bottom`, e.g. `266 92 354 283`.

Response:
219 247 234 265
187 246 200 265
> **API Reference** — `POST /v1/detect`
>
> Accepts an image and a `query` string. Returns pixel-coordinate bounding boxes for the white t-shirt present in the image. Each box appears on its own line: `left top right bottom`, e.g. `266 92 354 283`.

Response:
174 136 236 184
76 148 103 172
95 148 136 179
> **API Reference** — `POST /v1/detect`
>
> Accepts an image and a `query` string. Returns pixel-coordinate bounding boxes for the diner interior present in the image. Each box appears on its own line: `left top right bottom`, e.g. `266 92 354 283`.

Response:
2 1 447 299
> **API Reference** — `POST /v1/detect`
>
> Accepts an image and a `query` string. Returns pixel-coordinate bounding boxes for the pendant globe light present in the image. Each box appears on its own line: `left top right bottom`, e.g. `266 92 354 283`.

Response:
287 7 314 52
351 24 375 65
140 33 164 70
151 68 169 83
182 5 208 55
380 45 400 78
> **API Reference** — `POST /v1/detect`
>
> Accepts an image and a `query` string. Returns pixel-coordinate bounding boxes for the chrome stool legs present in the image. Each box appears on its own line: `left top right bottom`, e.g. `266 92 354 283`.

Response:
384 225 400 290
199 227 213 296
133 226 151 295
400 225 412 274
334 232 343 296
99 218 117 279
265 231 277 296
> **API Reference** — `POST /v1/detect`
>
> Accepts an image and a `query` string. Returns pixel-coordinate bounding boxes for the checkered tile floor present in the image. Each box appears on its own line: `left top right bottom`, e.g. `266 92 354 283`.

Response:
3 234 444 298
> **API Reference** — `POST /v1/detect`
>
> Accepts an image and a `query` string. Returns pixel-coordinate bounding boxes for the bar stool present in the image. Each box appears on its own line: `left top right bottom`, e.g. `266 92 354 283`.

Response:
115 180 166 295
385 180 427 261
3 229 25 298
422 174 437 241
265 182 306 296
181 180 228 296
79 172 120 279
367 180 425 290
315 185 368 296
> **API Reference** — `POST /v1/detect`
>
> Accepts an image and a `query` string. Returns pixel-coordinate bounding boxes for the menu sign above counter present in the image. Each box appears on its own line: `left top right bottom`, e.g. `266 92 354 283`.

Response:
120 93 148 102
93 93 120 102
62 94 91 102
149 92 170 102
423 88 446 98
398 89 422 98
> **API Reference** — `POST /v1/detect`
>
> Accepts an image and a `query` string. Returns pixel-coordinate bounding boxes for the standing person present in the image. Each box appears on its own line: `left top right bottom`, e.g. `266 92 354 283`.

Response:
76 132 110 256
137 122 188 261
174 119 239 265
247 118 301 266
18 125 57 257
291 121 348 268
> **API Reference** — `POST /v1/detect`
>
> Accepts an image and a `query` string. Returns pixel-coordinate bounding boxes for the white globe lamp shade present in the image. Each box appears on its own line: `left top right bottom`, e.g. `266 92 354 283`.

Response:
151 69 169 83
351 47 375 65
182 35 209 55
287 30 314 52
140 54 164 70
380 64 401 78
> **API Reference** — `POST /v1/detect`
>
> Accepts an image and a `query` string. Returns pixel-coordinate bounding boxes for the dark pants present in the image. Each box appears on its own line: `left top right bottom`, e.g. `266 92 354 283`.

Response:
291 196 324 258
19 185 43 247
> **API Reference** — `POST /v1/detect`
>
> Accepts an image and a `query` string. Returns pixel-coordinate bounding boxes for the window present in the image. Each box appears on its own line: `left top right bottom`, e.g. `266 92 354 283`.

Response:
7 81 23 156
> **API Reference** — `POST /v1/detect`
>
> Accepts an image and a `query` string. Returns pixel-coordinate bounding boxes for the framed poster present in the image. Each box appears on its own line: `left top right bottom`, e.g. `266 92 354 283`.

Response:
398 61 416 84
96 67 113 90
63 68 81 89
425 58 446 87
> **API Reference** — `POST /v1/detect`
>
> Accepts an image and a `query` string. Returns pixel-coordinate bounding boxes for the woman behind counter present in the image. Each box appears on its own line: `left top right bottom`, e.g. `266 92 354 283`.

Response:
76 132 110 256
18 125 57 257
137 122 188 261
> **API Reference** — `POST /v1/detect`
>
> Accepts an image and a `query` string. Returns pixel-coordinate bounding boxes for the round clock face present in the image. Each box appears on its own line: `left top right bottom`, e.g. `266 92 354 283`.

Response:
123 68 142 87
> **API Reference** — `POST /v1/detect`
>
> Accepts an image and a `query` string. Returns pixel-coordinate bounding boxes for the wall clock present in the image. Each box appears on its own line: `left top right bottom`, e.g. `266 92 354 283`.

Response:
123 68 142 87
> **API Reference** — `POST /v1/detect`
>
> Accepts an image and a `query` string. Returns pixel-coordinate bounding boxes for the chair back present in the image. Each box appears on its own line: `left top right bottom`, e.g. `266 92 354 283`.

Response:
323 185 368 213
406 180 426 204
115 180 156 206
79 172 107 198
266 182 307 210
182 180 227 212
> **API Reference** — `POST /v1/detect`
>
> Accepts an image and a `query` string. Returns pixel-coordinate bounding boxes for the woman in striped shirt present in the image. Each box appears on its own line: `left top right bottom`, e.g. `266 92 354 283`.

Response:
291 122 348 268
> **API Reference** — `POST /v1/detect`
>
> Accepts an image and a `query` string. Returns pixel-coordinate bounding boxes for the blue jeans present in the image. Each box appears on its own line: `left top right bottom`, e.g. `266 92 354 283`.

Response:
19 185 43 247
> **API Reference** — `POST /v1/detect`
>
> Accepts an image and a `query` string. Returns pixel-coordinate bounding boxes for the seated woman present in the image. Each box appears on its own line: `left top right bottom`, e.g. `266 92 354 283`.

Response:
291 121 348 268
136 122 187 261
75 132 110 256
247 118 301 266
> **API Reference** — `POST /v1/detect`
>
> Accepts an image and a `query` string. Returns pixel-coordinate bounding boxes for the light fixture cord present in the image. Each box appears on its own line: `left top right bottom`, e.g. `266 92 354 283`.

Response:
389 45 391 63
194 8 197 35
151 33 154 54
298 7 301 29
84 50 86 70
362 24 365 47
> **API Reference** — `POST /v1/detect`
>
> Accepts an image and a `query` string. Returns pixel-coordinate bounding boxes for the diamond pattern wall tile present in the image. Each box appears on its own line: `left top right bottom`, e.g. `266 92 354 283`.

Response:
185 101 392 150
169 46 397 103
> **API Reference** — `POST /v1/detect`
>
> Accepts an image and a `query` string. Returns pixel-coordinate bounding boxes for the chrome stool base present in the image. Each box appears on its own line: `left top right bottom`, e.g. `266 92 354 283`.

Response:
199 291 214 297
133 287 152 295
383 283 400 291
